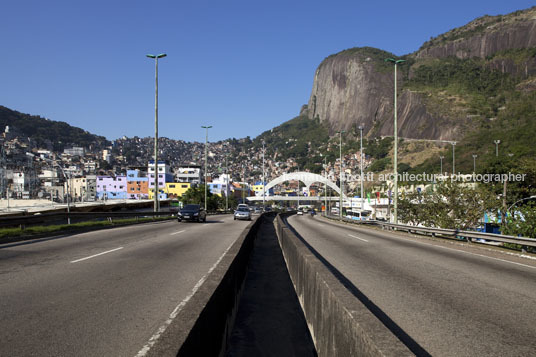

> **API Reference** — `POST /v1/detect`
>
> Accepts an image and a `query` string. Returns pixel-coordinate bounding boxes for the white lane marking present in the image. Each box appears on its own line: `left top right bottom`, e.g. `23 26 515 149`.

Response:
135 238 237 357
315 217 536 270
169 230 186 236
395 236 536 270
70 247 123 263
505 251 536 261
348 234 369 242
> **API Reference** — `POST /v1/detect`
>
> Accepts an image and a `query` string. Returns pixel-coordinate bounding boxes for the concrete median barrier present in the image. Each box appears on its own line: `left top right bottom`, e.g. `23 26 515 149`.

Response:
145 214 268 357
275 213 414 357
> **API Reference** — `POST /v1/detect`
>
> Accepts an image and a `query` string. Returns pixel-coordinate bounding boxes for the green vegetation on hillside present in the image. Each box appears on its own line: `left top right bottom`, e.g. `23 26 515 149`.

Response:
0 106 110 151
406 56 517 118
406 60 536 175
400 48 536 217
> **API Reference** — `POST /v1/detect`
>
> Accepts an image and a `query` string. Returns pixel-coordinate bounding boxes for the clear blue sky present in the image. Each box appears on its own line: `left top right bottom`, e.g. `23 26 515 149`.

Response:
1 0 533 143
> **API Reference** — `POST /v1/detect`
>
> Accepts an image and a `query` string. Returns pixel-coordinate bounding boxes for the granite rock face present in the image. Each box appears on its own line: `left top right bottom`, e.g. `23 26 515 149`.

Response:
306 7 536 141
415 8 536 60
307 51 393 136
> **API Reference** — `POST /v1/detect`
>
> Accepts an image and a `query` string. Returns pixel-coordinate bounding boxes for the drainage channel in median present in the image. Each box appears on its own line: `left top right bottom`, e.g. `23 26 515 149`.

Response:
224 215 317 357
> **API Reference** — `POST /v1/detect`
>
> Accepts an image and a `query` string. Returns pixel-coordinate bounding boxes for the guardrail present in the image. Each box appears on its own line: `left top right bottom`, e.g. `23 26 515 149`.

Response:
0 210 234 229
0 211 175 229
322 214 536 249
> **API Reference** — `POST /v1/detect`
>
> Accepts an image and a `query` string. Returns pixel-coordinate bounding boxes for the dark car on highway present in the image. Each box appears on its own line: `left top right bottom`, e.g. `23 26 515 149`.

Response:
177 204 207 223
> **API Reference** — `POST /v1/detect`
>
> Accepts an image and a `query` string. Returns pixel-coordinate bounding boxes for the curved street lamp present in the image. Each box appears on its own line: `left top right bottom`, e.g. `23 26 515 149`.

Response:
507 195 536 218
494 140 501 157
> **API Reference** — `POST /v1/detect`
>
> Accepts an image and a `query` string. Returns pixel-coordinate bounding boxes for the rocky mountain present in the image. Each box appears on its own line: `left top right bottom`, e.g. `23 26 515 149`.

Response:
304 6 536 142
416 8 536 61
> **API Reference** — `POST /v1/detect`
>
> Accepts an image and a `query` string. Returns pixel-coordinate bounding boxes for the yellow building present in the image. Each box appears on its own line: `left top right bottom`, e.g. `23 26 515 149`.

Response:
165 182 191 198
251 183 267 196
148 188 164 200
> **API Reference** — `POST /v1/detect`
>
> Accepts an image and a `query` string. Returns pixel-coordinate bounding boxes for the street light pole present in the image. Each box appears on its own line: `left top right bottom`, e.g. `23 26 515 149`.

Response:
358 124 364 211
338 130 345 219
494 140 501 157
297 164 300 209
146 53 166 213
439 155 445 175
55 164 70 224
385 58 406 224
472 154 478 173
262 140 265 211
201 125 212 211
225 155 229 212
242 165 245 204
324 157 328 216
451 141 457 175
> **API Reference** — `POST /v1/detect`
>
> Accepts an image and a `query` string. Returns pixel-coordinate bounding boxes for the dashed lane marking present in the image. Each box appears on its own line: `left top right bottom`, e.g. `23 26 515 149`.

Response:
135 238 237 357
70 247 124 263
169 230 186 235
348 234 369 242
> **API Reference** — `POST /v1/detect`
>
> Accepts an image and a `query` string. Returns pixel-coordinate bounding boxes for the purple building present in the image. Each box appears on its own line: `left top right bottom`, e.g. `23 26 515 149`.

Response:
96 175 127 200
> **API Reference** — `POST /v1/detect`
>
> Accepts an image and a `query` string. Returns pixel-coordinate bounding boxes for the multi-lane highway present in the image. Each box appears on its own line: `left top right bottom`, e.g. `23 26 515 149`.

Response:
0 215 252 357
287 214 536 356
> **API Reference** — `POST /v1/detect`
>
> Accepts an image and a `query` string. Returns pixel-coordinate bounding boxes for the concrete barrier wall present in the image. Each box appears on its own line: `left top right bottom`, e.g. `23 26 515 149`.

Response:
146 214 266 357
275 213 414 357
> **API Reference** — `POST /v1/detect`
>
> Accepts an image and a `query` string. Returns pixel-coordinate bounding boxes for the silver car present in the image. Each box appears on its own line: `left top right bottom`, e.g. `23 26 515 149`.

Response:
234 207 252 221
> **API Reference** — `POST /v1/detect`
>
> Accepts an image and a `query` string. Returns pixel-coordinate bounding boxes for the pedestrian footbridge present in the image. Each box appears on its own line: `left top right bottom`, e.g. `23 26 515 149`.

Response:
247 171 345 201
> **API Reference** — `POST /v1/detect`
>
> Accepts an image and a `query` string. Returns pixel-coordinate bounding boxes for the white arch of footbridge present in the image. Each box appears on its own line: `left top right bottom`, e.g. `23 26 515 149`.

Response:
248 171 346 201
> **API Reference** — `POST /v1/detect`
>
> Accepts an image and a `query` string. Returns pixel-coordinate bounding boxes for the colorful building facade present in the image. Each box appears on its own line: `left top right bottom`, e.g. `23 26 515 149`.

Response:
164 182 191 198
126 170 149 199
96 175 127 200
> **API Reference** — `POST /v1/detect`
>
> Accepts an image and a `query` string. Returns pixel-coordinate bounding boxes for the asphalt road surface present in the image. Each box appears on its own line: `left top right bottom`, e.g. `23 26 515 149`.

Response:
0 214 253 357
287 214 536 357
